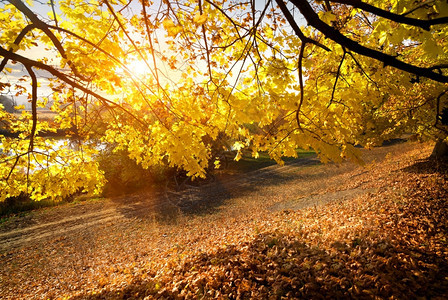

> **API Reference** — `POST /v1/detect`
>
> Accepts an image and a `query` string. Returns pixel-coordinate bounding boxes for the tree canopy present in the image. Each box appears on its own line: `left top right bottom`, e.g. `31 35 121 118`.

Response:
0 0 447 201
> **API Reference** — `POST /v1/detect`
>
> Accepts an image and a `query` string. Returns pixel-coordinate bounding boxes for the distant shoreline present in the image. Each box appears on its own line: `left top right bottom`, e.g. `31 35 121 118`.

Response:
0 128 69 139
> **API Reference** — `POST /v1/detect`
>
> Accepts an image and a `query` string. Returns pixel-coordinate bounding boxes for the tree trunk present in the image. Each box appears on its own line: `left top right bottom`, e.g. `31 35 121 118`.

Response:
431 139 448 160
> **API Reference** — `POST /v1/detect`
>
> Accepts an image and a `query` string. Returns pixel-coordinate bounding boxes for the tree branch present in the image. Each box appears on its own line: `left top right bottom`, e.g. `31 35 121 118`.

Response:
23 64 37 152
328 48 346 108
141 1 161 90
275 0 331 52
0 46 148 127
290 0 448 83
0 24 36 73
345 50 379 89
103 0 182 123
49 0 58 26
434 89 448 128
7 0 87 81
296 41 306 131
402 0 435 17
331 0 448 31
198 0 213 84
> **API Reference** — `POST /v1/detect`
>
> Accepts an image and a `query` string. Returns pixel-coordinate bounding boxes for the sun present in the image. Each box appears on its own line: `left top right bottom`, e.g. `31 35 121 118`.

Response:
127 59 150 76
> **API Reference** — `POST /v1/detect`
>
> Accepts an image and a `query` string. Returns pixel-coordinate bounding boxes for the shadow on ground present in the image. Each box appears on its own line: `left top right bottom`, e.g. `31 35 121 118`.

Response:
401 158 448 175
112 141 425 223
111 157 322 223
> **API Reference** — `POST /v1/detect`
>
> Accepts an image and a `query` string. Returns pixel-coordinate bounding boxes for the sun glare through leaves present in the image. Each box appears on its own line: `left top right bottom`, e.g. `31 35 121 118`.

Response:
126 59 150 77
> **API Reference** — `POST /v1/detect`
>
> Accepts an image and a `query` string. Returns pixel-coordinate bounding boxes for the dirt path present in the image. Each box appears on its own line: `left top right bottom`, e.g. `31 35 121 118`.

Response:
0 141 416 252
1 158 319 251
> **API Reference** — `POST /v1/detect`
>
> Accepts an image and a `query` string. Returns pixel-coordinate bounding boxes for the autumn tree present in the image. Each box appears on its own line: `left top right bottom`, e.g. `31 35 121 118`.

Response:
0 0 447 202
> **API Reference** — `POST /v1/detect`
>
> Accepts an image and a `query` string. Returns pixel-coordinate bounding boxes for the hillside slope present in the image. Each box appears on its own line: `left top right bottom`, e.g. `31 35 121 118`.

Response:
0 141 447 299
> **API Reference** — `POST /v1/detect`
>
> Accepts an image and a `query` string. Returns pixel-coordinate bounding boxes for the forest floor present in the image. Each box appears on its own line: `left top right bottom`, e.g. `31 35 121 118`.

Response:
0 140 447 299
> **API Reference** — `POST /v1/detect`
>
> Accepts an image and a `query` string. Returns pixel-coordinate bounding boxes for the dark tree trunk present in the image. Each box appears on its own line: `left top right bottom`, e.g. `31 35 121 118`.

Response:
431 139 448 160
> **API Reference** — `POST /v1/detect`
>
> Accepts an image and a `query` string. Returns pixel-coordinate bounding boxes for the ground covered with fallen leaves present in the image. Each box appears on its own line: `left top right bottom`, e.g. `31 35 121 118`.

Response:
0 141 447 299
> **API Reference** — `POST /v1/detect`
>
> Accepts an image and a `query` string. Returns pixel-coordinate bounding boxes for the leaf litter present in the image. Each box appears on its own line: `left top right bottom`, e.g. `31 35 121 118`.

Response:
0 141 447 299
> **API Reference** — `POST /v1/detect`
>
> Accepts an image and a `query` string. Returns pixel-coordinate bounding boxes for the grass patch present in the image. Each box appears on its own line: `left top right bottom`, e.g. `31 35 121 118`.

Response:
222 149 315 174
0 193 98 219
0 196 59 219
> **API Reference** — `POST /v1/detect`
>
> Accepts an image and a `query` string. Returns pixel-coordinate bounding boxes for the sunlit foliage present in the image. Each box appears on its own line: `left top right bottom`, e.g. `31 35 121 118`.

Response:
0 0 447 201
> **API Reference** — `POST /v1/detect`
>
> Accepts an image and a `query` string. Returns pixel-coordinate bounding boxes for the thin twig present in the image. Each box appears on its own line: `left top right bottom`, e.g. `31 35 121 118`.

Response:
23 64 37 153
296 42 306 131
328 48 347 108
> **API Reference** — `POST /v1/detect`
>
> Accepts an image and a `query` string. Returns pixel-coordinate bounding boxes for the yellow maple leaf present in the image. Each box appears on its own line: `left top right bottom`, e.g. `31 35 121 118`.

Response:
193 12 207 25
162 18 182 37
319 11 337 23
